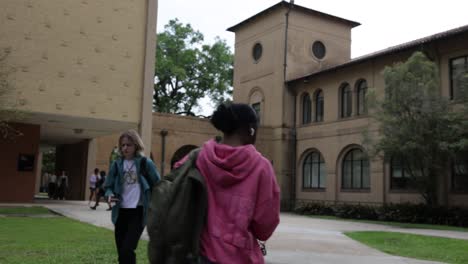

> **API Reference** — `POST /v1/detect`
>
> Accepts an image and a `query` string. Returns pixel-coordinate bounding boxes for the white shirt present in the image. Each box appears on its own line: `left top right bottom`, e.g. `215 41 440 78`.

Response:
89 174 98 188
49 174 57 184
120 159 141 208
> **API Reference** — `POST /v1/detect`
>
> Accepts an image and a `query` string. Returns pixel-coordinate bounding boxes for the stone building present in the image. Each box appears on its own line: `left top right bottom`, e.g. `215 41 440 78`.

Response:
226 1 468 207
2 1 467 207
0 0 157 202
99 1 468 208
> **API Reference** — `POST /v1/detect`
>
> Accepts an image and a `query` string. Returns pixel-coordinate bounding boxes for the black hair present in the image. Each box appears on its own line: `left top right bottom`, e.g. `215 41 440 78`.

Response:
211 103 258 135
99 170 106 177
94 168 99 173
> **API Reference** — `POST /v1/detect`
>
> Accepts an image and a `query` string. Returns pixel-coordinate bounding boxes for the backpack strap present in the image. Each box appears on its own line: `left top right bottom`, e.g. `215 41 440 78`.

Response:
188 148 201 168
140 157 152 186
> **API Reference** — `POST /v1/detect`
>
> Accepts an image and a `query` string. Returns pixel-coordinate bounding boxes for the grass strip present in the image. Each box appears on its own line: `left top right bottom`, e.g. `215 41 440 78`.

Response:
0 206 50 215
346 231 468 264
0 217 148 264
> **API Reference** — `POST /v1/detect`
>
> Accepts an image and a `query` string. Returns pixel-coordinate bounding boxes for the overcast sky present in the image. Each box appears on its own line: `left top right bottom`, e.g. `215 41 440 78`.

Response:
156 0 468 114
158 0 468 57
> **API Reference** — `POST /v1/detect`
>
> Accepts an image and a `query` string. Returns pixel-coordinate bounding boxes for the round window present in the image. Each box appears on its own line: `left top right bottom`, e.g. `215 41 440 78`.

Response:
312 41 326 59
252 43 263 62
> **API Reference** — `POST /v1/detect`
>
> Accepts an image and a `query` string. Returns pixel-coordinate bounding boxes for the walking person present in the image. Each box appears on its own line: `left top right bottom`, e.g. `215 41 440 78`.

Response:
48 172 57 199
177 103 280 263
57 171 68 200
91 170 112 211
104 129 160 264
89 168 100 205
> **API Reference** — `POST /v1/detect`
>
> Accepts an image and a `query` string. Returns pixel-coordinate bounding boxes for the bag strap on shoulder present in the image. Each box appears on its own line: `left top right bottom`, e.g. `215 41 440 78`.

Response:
187 148 201 167
140 157 151 185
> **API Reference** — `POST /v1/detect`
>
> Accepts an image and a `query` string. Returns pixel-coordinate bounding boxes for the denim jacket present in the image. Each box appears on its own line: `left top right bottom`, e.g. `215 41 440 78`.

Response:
104 155 160 226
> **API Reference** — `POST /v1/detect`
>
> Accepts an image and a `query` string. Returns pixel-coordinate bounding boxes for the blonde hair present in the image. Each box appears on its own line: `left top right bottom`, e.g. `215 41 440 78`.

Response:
118 129 145 156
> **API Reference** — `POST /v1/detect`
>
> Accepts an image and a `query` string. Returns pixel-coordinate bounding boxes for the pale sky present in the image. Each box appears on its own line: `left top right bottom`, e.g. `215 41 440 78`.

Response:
156 0 468 115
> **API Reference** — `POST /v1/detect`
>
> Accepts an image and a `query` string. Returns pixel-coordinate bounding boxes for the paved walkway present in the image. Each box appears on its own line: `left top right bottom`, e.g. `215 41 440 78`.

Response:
6 200 468 263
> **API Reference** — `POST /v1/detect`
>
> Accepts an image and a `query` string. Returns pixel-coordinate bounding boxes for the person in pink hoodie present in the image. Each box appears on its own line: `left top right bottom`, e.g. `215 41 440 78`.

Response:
195 102 281 264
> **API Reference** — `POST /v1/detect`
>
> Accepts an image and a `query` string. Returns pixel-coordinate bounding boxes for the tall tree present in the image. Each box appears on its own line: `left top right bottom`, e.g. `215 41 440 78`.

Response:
365 51 468 206
154 19 233 115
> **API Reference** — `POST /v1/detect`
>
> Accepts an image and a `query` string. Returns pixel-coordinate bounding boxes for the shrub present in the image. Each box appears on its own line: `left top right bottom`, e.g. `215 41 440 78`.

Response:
294 202 468 227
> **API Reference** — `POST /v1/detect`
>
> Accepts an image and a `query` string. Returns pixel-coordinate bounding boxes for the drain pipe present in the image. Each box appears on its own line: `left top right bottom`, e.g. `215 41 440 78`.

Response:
160 129 168 177
284 1 295 210
283 1 293 81
289 83 298 210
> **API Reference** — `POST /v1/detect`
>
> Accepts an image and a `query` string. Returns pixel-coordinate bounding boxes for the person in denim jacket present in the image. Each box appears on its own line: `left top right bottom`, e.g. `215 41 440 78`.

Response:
104 129 160 264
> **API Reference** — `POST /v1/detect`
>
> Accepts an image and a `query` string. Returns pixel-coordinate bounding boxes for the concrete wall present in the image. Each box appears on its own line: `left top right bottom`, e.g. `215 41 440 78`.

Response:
96 113 219 177
0 0 150 124
287 8 352 81
0 123 40 202
95 113 279 186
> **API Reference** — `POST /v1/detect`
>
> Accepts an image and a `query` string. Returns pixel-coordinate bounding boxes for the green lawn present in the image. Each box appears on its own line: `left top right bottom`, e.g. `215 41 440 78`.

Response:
307 215 468 232
0 206 51 215
346 231 468 264
0 216 149 264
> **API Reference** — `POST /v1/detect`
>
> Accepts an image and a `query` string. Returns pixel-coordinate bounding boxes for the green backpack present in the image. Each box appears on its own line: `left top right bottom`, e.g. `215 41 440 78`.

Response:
147 148 207 264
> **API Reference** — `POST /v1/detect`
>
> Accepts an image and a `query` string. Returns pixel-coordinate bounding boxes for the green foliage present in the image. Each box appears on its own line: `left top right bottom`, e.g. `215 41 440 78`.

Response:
365 51 468 205
0 217 149 263
41 149 56 174
346 231 468 264
154 19 234 115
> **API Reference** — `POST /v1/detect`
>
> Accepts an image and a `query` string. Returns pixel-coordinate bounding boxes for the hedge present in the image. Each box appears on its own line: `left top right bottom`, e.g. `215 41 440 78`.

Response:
294 202 468 227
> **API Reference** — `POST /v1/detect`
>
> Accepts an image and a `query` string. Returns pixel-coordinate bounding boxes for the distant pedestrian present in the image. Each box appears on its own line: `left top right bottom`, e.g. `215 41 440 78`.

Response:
89 168 100 205
57 171 69 200
48 173 57 199
41 172 49 193
91 170 112 211
104 129 160 264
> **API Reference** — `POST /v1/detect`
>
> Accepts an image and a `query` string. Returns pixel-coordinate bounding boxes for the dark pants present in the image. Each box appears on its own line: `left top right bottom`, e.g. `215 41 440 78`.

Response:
115 206 144 264
48 183 56 198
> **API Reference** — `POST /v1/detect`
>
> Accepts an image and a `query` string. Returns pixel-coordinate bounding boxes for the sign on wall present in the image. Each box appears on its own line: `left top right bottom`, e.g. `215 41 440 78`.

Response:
17 154 35 171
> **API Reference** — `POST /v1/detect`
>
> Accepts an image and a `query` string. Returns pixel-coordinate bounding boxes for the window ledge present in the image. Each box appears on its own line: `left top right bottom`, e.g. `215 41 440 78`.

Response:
302 188 326 192
450 190 468 195
340 188 371 193
389 189 419 194
339 115 369 121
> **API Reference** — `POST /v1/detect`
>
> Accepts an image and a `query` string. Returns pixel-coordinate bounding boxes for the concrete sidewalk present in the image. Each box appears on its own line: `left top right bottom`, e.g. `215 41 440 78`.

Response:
7 200 465 264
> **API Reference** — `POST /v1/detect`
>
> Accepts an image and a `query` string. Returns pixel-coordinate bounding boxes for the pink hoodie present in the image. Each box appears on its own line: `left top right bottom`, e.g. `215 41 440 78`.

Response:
195 139 280 264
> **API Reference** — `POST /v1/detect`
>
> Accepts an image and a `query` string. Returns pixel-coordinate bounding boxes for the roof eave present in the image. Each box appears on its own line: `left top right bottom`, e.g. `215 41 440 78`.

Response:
227 1 360 33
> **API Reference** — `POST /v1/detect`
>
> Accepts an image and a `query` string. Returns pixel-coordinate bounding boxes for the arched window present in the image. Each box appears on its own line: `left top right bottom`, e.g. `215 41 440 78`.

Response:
342 148 370 189
249 88 264 125
450 55 468 100
357 80 368 115
340 83 352 118
303 151 326 189
251 102 261 123
390 157 413 189
302 93 311 124
452 154 468 192
315 90 324 122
